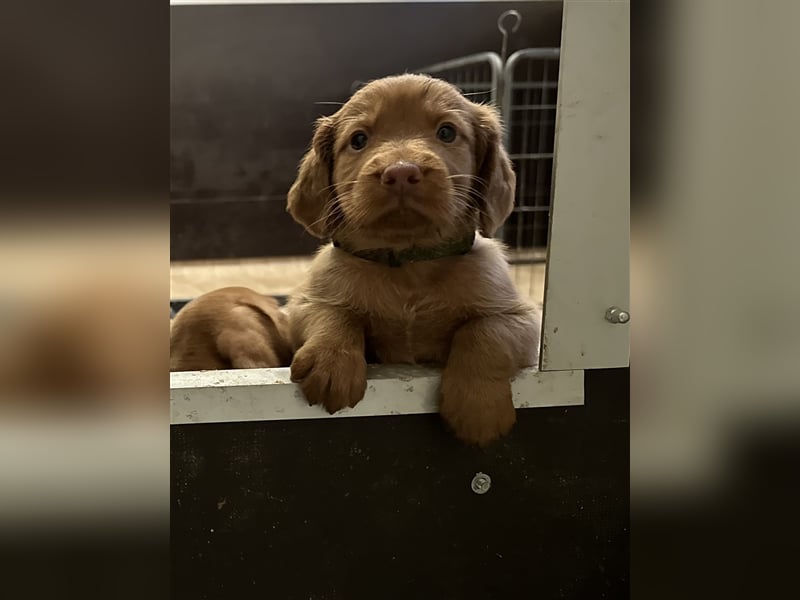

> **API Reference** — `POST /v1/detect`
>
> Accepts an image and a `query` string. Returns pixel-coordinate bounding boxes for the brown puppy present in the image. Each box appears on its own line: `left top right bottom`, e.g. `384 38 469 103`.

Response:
170 287 292 372
287 74 540 446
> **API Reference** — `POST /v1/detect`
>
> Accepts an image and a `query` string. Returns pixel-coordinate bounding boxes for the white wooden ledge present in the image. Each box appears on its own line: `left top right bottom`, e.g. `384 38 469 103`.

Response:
170 366 584 425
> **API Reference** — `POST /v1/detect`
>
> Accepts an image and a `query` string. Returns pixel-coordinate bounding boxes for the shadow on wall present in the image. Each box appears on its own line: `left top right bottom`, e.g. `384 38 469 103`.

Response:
170 1 563 260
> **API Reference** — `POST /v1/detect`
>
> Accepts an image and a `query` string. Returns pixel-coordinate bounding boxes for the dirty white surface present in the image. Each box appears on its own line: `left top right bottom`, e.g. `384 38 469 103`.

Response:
170 366 584 425
541 0 630 370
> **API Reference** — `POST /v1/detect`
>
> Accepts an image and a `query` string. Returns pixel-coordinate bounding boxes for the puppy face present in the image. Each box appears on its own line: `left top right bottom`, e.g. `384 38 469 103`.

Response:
288 75 515 247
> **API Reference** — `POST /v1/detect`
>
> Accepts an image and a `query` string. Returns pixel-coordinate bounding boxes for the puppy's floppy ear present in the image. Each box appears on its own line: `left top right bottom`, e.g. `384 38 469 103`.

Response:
287 115 337 239
471 103 516 237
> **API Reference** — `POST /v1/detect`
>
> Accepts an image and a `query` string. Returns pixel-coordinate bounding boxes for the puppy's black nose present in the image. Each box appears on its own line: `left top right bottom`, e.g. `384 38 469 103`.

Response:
381 162 422 190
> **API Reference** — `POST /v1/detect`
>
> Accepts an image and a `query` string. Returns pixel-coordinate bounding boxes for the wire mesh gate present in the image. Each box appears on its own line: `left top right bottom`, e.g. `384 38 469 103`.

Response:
415 52 503 106
500 48 560 254
418 47 560 257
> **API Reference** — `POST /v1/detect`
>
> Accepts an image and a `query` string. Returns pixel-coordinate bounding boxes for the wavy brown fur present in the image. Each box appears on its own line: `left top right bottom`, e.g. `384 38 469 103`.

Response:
287 75 540 446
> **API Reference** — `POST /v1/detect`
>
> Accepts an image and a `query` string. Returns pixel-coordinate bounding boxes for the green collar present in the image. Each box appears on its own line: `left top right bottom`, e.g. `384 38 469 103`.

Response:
332 231 476 267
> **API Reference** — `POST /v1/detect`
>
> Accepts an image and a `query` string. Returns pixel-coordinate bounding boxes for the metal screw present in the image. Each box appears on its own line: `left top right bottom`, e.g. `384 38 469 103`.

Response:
605 307 630 324
471 472 492 495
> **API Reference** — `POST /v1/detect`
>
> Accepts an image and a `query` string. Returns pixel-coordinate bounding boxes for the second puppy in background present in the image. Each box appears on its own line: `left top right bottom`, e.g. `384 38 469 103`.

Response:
287 74 540 446
170 287 292 372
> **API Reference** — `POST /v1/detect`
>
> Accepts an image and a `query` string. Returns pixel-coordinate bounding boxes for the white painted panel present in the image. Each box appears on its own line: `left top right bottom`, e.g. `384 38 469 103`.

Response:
171 365 584 425
541 0 630 370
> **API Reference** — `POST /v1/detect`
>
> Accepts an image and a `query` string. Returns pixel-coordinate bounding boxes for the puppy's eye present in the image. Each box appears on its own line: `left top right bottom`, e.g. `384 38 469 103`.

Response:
436 124 457 143
350 131 368 150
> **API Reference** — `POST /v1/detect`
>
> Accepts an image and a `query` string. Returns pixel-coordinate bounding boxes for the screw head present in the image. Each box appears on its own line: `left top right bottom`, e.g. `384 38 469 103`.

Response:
605 306 630 324
471 472 492 495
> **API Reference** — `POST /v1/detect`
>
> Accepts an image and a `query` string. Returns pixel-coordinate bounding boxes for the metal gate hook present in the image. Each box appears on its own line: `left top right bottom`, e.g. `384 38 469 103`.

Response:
497 10 522 64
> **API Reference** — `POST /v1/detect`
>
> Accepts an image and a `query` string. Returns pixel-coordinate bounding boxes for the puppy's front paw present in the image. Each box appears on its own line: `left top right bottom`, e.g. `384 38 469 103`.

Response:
291 344 367 413
439 372 516 447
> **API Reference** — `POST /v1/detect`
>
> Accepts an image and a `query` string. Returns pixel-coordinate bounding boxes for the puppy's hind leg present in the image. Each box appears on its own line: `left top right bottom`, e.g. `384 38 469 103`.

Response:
216 305 293 369
216 329 287 369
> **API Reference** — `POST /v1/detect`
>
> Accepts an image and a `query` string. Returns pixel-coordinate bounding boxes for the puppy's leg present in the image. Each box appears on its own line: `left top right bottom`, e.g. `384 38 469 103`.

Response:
289 303 367 413
215 304 291 369
440 310 539 446
216 330 282 370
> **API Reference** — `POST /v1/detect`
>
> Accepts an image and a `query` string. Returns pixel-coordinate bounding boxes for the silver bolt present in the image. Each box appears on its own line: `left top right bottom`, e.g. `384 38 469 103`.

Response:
605 307 630 324
471 472 492 495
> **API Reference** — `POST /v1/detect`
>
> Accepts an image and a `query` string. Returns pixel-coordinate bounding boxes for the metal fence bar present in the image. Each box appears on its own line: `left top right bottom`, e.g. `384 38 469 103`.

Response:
417 52 503 106
411 48 560 252
501 48 560 252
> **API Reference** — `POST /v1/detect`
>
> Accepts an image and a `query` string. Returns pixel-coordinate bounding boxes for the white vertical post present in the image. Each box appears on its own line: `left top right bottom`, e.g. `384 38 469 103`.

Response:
541 0 630 370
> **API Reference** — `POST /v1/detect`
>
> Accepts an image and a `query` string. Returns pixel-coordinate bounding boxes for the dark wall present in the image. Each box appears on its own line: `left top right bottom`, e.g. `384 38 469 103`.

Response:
172 368 629 599
170 1 563 260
